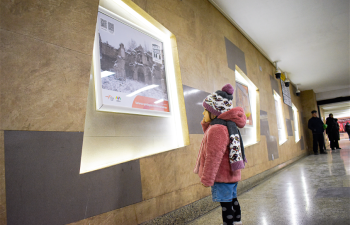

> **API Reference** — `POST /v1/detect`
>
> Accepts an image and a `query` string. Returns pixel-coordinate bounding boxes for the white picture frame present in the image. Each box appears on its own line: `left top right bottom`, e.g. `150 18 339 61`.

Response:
92 7 172 117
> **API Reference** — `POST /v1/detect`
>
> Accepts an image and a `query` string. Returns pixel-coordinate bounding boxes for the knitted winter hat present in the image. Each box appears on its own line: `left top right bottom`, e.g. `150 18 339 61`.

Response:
203 84 234 116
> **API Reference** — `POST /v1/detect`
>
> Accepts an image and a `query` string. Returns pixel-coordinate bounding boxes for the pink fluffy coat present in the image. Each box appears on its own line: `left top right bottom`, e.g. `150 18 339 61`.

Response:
194 107 247 187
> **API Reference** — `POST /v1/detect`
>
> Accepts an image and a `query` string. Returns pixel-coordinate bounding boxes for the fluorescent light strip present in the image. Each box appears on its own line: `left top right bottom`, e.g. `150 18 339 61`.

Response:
126 84 159 97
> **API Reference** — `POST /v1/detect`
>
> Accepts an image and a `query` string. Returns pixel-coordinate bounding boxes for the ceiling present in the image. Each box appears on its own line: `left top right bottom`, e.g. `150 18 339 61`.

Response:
210 0 350 93
319 101 350 119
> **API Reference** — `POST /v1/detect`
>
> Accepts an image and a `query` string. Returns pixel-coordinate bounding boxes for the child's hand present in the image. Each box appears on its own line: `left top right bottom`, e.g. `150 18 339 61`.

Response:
201 183 209 188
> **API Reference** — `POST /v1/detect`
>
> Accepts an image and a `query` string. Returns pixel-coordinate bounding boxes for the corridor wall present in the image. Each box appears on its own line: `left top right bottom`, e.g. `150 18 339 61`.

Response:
0 1 100 224
0 0 310 224
300 90 319 154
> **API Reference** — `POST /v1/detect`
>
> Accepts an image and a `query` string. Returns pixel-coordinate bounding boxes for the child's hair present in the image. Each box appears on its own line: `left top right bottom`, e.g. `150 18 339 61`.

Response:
206 109 217 120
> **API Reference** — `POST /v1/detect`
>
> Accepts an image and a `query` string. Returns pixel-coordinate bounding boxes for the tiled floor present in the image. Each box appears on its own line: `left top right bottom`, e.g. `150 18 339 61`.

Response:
187 139 350 225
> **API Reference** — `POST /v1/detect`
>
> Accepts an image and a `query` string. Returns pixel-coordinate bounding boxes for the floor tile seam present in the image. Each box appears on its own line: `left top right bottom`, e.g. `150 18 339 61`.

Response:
0 28 92 57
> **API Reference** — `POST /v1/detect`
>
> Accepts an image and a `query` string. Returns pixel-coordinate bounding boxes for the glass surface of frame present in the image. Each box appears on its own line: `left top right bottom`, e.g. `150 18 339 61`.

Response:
93 8 171 116
274 91 287 145
234 65 258 146
236 82 253 126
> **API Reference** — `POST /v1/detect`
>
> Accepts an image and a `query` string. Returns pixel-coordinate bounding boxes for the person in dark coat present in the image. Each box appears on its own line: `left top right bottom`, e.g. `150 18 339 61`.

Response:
326 113 341 150
308 110 327 155
345 122 350 140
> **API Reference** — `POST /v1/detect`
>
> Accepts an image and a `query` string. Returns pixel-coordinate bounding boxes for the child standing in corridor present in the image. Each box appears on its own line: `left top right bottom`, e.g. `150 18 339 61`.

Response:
194 84 247 225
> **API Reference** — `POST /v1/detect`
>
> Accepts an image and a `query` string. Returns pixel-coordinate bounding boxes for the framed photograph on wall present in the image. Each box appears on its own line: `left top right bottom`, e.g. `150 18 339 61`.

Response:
236 82 253 126
93 9 170 116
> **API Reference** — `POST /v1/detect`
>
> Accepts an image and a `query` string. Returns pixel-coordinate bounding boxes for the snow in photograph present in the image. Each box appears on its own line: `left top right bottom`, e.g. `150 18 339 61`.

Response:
98 12 168 101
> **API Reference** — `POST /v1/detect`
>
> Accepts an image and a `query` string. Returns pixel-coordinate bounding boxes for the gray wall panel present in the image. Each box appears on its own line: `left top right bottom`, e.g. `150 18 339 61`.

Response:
84 161 142 216
286 119 294 136
266 135 279 161
183 85 210 134
300 136 305 150
260 110 279 160
270 75 281 96
5 131 142 225
291 84 297 96
260 110 270 136
225 37 247 74
288 106 294 120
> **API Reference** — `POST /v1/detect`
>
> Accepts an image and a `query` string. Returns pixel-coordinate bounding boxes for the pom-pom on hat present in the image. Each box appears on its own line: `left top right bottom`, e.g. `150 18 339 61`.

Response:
222 84 234 95
203 84 234 116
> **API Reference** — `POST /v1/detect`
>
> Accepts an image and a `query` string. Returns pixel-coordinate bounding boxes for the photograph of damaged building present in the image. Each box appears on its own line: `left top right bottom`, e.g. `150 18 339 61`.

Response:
98 12 169 101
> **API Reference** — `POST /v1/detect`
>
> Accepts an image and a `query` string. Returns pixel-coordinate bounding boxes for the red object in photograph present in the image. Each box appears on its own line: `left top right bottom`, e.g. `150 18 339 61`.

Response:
132 95 169 112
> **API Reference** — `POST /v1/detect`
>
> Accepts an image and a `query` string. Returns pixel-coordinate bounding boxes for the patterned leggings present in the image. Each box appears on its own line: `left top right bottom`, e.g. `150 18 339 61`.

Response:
220 198 241 225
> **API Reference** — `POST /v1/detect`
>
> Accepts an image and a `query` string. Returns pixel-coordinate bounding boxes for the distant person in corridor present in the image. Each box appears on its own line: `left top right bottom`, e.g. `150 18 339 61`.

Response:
345 122 350 140
326 113 341 150
194 84 246 225
308 110 327 155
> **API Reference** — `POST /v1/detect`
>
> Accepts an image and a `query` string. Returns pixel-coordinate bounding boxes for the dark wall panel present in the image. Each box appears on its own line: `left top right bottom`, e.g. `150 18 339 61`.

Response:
270 75 281 96
84 161 142 217
300 136 305 150
288 106 294 120
260 110 270 136
183 85 210 134
286 119 293 136
5 131 142 225
266 135 279 161
225 37 247 74
260 110 279 160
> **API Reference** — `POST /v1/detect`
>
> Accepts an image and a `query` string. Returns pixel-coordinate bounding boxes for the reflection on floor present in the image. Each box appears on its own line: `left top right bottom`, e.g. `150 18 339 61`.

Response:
187 140 350 225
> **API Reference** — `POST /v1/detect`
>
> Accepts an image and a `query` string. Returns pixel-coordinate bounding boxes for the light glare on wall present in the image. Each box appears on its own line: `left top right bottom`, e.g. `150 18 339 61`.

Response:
292 104 300 143
274 91 287 145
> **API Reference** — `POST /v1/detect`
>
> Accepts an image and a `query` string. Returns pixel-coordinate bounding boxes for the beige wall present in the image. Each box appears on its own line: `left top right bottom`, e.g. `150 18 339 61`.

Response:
300 90 319 153
0 0 100 223
0 0 313 224
71 0 308 224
